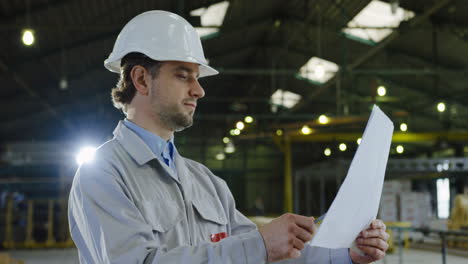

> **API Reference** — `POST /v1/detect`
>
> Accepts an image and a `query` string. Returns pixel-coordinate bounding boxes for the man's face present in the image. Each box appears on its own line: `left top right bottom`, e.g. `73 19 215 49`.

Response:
149 61 205 132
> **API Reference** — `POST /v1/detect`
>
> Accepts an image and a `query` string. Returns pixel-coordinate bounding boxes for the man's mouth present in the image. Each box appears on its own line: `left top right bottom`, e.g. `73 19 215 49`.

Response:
183 102 197 109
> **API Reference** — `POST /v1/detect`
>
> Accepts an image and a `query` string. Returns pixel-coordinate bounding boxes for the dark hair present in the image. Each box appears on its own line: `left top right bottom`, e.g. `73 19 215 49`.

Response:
111 52 162 113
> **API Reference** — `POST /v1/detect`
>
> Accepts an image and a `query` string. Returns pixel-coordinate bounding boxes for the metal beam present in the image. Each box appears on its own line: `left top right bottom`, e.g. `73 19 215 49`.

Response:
285 131 468 143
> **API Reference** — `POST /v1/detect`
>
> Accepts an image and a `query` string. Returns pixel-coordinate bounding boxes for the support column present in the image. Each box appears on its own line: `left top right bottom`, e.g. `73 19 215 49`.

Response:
284 136 293 212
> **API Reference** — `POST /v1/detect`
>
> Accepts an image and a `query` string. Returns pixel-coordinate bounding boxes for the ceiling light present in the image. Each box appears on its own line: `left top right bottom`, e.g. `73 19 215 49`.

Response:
236 121 245 130
315 64 325 80
22 29 35 46
215 153 226 160
224 142 235 153
318 115 329 124
229 129 236 136
396 145 404 154
437 102 446 112
233 129 241 136
298 57 339 84
244 116 254 123
339 143 347 151
222 137 230 144
276 129 283 136
59 77 68 90
190 1 229 38
343 0 415 44
76 146 97 165
271 89 302 109
301 125 312 135
400 123 407 132
377 86 386 96
324 148 332 156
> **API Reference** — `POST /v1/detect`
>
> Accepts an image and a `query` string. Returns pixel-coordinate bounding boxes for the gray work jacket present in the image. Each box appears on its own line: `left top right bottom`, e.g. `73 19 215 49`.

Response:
68 121 352 263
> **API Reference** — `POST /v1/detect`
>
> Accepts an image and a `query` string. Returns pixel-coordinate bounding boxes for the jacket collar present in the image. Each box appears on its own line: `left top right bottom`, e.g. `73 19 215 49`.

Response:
113 120 158 166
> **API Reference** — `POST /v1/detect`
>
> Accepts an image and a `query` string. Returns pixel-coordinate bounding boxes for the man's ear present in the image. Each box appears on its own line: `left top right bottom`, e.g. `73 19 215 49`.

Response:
130 65 150 96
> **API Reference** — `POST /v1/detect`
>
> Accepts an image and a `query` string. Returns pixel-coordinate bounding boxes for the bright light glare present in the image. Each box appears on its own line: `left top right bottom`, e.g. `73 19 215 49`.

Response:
276 129 283 136
224 142 235 153
301 125 312 135
436 178 450 219
396 145 404 154
437 102 446 112
236 121 245 130
318 115 329 124
400 123 408 132
324 148 332 156
215 153 226 160
244 116 254 123
357 138 362 145
339 143 347 151
377 86 386 96
222 137 230 144
22 29 35 46
233 129 241 136
76 146 97 165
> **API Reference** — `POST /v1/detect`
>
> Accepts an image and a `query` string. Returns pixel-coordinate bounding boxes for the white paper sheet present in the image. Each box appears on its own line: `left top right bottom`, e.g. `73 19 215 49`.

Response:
310 105 394 249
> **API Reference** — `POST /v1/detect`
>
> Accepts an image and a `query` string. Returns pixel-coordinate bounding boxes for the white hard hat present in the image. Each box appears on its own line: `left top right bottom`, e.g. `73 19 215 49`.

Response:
104 10 218 78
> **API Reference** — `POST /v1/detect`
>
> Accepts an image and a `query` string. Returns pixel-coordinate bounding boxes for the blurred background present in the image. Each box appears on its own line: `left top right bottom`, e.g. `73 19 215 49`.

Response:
0 0 467 263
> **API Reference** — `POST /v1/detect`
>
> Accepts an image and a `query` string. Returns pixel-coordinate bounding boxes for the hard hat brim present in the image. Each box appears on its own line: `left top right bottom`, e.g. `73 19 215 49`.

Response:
104 55 218 78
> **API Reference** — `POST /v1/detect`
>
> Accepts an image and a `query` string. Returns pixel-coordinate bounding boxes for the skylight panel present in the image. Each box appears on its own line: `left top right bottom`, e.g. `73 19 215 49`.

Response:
190 1 230 39
270 89 302 110
297 57 339 84
343 0 415 44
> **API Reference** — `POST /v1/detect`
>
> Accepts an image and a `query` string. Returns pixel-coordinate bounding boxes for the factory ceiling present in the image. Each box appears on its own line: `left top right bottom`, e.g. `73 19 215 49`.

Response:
1 0 467 159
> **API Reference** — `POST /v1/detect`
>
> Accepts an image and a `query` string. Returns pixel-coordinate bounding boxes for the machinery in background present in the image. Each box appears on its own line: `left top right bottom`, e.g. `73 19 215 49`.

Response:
448 194 468 248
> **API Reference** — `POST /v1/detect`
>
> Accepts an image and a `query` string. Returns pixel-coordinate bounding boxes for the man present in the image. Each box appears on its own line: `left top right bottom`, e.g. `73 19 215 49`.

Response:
68 10 389 263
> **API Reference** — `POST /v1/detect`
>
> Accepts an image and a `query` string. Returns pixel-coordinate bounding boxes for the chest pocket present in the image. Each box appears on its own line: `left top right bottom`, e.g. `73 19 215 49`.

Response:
191 195 228 241
140 199 183 233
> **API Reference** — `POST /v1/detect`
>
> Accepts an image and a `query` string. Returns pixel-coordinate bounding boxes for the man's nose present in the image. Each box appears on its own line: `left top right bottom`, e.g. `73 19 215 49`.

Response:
190 80 205 99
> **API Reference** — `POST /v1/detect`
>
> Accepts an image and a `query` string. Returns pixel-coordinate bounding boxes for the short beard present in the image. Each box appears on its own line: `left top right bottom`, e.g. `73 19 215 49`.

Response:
156 104 193 132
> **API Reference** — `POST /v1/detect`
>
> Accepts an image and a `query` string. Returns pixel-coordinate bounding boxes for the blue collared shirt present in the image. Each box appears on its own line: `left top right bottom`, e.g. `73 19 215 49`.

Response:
123 119 177 177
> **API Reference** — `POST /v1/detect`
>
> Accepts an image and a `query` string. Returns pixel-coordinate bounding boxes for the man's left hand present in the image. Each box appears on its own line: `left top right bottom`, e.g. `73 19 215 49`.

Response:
350 219 390 264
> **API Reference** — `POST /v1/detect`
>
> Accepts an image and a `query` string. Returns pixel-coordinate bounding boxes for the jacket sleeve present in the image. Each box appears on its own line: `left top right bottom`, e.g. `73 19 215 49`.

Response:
270 246 352 264
68 161 267 264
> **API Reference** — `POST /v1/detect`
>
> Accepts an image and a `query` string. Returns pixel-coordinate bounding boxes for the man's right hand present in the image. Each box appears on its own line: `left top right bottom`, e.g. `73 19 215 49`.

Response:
258 213 316 262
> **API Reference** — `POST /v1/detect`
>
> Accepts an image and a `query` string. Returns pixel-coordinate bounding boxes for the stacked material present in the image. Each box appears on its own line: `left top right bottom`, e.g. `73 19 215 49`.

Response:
379 180 432 227
400 192 432 228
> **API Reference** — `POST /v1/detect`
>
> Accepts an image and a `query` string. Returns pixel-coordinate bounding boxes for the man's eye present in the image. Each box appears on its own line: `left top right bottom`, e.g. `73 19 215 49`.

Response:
177 74 188 80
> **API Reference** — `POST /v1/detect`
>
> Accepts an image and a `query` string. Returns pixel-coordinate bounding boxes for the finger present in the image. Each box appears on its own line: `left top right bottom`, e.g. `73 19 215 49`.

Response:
290 214 315 233
292 236 305 251
371 219 386 230
288 248 301 259
356 244 385 260
292 224 313 243
357 237 389 252
360 229 390 241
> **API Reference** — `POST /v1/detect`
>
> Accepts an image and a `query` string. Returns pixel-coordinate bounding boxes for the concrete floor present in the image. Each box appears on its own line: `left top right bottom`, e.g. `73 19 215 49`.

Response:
7 248 468 264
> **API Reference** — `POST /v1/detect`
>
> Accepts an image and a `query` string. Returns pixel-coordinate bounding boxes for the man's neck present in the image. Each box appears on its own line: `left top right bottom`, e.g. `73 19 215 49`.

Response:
126 110 173 141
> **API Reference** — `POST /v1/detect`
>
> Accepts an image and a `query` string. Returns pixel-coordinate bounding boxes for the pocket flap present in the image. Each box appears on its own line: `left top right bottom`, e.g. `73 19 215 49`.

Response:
192 197 228 225
140 200 183 232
